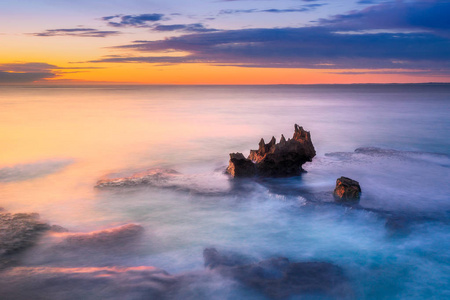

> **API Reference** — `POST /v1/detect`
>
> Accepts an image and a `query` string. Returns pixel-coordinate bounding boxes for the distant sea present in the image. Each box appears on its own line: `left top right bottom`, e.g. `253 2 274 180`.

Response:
0 84 449 299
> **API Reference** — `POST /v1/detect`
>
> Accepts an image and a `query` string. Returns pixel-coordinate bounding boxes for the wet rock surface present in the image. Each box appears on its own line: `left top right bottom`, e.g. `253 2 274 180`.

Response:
226 152 256 177
0 209 52 268
227 124 316 178
0 266 178 300
333 177 361 202
203 248 350 299
58 224 144 250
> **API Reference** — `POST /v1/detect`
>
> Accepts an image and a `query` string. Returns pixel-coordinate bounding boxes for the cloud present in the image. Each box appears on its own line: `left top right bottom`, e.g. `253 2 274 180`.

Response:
0 62 58 72
87 1 450 77
90 26 450 71
0 62 101 83
152 23 218 33
319 1 450 34
219 4 324 15
103 14 165 28
0 63 57 83
0 71 56 83
328 70 450 76
32 28 120 38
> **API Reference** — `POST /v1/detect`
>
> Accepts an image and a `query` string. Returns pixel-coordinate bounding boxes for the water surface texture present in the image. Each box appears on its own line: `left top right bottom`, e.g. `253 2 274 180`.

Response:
0 85 449 299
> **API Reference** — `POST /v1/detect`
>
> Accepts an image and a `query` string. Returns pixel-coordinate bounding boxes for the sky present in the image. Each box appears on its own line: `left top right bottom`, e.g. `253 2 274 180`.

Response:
0 0 449 84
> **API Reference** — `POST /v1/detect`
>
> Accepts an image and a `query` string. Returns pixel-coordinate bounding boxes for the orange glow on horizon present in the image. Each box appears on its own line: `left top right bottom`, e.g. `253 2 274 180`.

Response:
39 63 446 85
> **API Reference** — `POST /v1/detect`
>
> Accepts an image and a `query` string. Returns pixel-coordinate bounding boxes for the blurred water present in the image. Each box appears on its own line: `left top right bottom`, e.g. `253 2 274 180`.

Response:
0 84 449 299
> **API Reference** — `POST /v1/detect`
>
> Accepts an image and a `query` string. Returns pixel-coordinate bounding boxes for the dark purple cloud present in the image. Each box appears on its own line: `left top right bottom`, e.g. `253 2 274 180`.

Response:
103 14 165 28
319 1 450 34
32 28 120 37
0 71 55 83
87 1 450 76
0 63 101 83
0 62 58 83
89 26 450 71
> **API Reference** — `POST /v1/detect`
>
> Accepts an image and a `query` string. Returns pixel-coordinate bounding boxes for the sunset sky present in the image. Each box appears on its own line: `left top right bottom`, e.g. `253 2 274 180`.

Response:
1 0 449 84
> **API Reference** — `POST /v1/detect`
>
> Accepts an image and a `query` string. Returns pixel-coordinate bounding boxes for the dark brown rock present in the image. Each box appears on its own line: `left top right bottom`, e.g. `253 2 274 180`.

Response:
333 177 361 202
226 124 316 178
226 153 256 177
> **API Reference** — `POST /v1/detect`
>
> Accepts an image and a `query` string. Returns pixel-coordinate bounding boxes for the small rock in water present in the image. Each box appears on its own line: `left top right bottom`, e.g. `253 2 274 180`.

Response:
226 124 316 178
333 177 361 202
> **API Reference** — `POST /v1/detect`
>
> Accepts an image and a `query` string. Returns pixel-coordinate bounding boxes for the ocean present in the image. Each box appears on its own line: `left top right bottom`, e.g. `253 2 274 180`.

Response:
0 84 449 299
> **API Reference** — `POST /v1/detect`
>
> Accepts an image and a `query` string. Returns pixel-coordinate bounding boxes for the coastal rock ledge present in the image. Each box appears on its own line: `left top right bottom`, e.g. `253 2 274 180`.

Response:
226 124 316 177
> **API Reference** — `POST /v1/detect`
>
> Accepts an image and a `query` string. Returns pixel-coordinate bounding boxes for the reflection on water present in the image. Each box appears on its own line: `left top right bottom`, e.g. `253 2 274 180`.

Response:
0 85 449 299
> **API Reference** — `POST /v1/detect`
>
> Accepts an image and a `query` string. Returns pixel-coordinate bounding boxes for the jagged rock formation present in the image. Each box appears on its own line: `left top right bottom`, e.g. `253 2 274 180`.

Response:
333 177 361 202
227 124 316 177
203 248 350 299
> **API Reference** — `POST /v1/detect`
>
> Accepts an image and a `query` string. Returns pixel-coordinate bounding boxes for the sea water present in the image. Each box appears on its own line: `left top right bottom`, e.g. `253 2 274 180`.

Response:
0 84 449 299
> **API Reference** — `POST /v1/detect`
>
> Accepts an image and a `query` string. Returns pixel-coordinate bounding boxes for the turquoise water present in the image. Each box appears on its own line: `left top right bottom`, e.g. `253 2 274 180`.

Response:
0 85 449 299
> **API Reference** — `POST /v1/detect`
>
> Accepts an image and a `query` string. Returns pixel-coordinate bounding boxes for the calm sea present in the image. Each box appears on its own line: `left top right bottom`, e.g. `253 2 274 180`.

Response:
0 85 449 299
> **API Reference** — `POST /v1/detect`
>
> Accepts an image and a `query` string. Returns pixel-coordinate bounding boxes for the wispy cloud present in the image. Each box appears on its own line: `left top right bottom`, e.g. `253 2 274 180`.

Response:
32 28 120 38
219 4 324 15
103 14 165 28
152 23 218 33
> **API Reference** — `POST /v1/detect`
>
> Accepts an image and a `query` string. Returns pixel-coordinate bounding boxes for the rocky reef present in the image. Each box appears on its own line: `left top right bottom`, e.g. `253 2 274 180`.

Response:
333 177 361 202
227 124 316 177
0 209 56 269
204 248 350 299
0 265 177 300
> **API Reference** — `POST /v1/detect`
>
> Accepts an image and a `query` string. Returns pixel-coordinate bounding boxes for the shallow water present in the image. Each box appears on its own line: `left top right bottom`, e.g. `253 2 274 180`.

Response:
0 84 449 299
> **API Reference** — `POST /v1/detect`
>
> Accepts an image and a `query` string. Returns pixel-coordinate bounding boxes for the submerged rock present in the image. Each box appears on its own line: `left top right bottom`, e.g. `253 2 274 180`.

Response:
0 210 52 268
203 248 350 299
95 168 180 188
58 224 144 250
227 124 316 178
95 168 229 196
0 266 177 300
333 177 361 202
